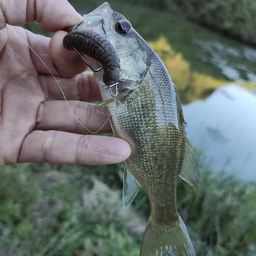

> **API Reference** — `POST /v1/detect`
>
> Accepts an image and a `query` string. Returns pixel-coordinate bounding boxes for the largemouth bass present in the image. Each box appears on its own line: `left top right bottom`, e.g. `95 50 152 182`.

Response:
63 3 199 255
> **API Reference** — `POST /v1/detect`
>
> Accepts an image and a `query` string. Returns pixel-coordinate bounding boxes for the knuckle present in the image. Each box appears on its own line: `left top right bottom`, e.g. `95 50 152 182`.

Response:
76 135 90 164
74 101 93 133
42 131 56 163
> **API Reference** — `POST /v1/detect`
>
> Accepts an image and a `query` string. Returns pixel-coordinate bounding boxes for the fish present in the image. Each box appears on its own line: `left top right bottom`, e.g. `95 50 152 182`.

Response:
63 2 200 256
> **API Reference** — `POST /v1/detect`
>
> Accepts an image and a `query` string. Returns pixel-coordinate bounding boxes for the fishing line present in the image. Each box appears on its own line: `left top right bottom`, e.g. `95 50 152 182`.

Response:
18 28 110 134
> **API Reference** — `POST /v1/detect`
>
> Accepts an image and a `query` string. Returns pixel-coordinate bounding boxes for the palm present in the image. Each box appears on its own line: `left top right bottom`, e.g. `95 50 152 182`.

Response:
0 26 130 166
0 0 131 166
0 26 47 164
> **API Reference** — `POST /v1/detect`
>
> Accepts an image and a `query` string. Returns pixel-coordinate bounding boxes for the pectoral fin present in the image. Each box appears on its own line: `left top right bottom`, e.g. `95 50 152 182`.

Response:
179 138 200 188
122 164 141 208
96 90 133 107
96 99 115 106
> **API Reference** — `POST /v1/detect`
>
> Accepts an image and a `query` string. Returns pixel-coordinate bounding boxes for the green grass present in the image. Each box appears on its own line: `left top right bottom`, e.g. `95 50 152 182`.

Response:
1 161 256 255
0 164 141 255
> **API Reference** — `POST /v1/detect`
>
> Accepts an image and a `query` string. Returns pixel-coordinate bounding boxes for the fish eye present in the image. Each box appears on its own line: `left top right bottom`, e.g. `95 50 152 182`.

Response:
115 20 132 35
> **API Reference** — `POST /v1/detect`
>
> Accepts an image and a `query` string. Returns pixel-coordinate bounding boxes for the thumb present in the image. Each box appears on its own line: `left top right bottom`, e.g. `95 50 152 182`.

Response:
0 0 82 31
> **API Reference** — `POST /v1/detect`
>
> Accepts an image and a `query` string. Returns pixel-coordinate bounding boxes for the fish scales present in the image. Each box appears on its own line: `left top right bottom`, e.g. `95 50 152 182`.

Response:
63 2 199 256
111 59 182 220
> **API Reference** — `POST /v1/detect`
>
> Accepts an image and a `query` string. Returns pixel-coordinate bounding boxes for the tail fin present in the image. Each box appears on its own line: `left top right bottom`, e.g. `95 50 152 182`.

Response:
140 215 196 256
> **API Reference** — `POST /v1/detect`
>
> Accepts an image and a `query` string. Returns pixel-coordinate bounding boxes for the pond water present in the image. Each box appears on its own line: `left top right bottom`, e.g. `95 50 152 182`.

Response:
183 84 256 181
186 40 256 180
194 40 256 84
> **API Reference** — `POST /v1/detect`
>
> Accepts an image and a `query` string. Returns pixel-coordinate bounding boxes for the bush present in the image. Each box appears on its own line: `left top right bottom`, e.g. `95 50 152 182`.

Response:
168 0 256 45
122 0 256 45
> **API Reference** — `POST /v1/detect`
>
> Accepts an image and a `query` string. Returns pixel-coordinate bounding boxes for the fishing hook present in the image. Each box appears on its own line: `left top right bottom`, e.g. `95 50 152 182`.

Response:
72 46 104 72
73 47 119 97
105 82 119 97
73 46 119 96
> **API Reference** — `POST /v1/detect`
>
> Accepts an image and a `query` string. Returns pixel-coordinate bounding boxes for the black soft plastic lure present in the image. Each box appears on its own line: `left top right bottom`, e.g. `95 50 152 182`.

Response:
63 28 120 87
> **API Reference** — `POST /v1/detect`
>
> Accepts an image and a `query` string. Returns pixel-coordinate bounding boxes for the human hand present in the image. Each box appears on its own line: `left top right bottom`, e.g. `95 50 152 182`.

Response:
0 0 131 166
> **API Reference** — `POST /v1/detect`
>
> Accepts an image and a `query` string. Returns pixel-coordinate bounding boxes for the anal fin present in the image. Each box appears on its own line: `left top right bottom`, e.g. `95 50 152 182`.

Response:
122 164 141 208
179 138 200 188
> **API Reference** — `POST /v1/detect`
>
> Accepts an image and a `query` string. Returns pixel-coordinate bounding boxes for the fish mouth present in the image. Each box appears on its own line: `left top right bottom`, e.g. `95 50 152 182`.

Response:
65 2 128 38
88 2 112 15
64 2 114 70
74 2 113 35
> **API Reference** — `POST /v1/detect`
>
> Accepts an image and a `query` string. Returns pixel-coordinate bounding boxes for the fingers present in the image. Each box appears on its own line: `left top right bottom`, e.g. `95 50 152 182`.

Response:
49 30 88 77
18 130 131 165
38 72 102 102
0 0 81 31
35 100 111 134
2 1 86 78
25 29 87 77
35 0 82 31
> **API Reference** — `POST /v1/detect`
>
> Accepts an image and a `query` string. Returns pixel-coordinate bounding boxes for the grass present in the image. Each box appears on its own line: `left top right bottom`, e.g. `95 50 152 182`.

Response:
1 161 256 255
0 164 141 255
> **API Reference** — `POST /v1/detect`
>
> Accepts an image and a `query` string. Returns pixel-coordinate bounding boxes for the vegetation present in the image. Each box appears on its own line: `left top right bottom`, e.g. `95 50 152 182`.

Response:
1 160 256 255
0 164 141 255
177 157 256 256
120 0 256 46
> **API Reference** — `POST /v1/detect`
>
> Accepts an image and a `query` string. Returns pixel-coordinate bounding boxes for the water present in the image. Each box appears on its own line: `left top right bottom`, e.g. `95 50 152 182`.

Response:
194 40 256 84
183 84 256 181
186 41 256 180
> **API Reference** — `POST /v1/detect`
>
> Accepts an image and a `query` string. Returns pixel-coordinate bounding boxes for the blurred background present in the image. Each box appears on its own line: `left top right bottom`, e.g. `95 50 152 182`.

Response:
1 0 256 255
